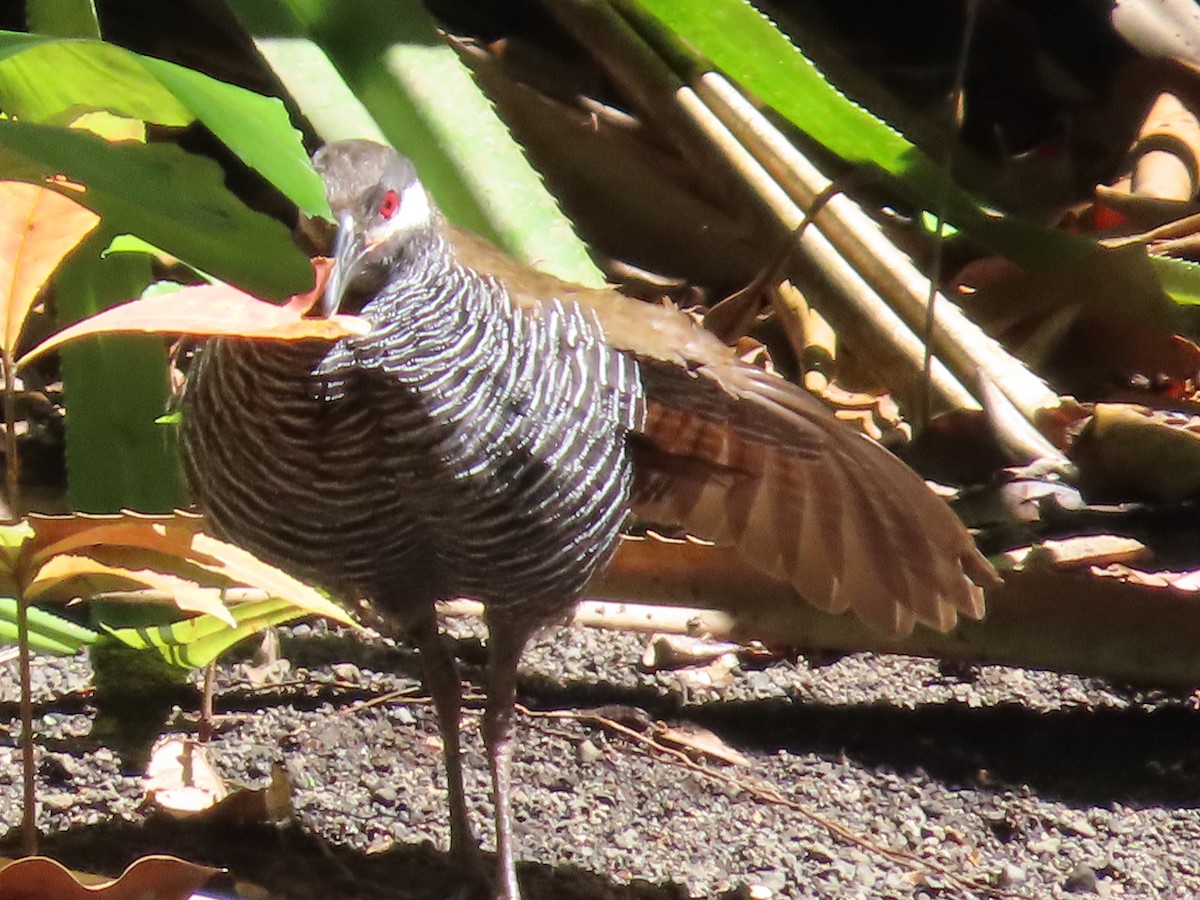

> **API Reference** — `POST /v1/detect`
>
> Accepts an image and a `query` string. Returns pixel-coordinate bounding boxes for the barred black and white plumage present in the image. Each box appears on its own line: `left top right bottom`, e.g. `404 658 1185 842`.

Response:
184 238 642 621
182 140 998 900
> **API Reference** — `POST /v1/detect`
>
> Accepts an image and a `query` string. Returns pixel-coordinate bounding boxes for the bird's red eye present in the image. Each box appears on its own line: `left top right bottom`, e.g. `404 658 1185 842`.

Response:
378 189 400 219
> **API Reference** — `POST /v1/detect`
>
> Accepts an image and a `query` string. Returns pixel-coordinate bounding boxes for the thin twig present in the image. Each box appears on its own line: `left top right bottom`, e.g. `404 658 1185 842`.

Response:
922 0 981 430
519 704 1020 899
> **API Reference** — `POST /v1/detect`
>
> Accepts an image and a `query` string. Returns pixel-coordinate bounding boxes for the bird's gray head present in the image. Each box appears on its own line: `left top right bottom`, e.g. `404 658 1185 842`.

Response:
312 140 438 316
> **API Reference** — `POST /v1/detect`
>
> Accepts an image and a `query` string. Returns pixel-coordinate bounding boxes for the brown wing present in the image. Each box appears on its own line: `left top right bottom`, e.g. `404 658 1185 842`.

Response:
631 359 996 635
447 223 998 635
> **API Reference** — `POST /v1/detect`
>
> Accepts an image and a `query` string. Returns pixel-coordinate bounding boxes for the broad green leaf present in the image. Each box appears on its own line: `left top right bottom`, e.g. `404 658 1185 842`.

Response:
1151 256 1200 306
0 31 328 217
0 119 310 298
107 597 312 668
137 53 327 217
225 0 603 286
26 0 100 39
0 597 97 655
0 34 187 125
54 230 183 512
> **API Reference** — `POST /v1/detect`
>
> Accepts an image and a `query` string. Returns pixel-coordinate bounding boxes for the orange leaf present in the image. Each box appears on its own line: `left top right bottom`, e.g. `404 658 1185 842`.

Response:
0 181 100 355
17 256 368 368
27 511 208 571
0 854 217 900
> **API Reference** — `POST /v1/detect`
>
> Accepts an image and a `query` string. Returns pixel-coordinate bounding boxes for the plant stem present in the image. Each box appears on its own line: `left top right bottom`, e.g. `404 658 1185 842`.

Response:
4 348 36 854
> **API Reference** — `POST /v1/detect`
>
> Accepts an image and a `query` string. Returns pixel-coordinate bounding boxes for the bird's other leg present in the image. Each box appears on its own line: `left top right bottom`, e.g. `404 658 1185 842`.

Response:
407 609 485 879
481 614 533 900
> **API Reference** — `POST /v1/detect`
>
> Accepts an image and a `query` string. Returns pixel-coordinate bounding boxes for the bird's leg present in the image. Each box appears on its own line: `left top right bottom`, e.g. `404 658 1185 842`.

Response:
408 611 485 879
481 614 532 900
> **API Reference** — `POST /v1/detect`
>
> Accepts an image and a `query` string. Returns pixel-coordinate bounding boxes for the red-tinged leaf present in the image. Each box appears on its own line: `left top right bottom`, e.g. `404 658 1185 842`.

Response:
0 854 217 900
0 180 100 355
17 257 368 368
26 511 207 571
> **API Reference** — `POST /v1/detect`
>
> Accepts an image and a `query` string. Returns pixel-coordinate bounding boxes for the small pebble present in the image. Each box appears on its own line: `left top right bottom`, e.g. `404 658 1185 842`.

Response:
1066 863 1099 893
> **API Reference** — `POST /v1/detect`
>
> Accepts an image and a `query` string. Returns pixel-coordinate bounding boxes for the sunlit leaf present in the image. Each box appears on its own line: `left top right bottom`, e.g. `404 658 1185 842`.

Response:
27 553 236 625
19 258 365 368
0 597 97 655
0 181 99 354
0 31 327 217
109 597 307 668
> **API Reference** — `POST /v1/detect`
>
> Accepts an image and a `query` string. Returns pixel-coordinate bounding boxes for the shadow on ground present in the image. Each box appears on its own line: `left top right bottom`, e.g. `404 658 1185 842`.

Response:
6 817 710 900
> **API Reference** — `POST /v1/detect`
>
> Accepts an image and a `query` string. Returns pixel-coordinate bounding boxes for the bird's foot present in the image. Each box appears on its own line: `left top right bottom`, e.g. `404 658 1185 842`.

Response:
447 840 493 898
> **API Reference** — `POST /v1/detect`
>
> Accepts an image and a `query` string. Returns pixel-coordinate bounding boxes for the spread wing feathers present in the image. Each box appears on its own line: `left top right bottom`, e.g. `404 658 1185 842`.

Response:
631 358 997 635
448 224 997 633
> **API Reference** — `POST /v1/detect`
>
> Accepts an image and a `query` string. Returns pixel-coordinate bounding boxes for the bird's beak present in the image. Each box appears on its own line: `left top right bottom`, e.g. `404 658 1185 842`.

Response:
322 212 364 317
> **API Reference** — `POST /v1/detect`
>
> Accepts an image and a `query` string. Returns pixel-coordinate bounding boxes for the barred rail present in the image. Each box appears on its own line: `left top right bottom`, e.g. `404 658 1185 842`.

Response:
180 140 998 900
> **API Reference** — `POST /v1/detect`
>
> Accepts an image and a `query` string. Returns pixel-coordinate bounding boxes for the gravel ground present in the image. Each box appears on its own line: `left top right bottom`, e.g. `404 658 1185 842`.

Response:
3 615 1200 899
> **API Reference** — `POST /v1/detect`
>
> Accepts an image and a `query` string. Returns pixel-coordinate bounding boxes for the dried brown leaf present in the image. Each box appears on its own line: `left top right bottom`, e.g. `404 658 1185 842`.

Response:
653 722 750 766
144 736 228 816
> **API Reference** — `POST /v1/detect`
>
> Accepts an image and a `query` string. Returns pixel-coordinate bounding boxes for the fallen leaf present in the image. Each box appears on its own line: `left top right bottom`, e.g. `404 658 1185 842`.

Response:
199 762 294 826
1003 535 1150 570
144 736 228 815
0 854 217 900
641 632 742 670
653 722 751 766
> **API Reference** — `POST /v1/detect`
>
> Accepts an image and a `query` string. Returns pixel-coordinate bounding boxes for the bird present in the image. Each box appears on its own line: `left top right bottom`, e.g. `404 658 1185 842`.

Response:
180 139 999 899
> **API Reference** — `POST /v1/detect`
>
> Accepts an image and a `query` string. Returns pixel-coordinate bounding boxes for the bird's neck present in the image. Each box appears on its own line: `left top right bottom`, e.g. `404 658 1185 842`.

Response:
366 232 511 339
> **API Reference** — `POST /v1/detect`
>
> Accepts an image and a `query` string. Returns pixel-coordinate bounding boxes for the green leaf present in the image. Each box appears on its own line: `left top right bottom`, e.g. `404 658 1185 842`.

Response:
623 0 1091 268
1151 255 1200 306
0 119 310 298
55 229 183 513
224 0 603 286
0 597 98 655
25 0 100 39
0 34 191 126
0 32 328 217
137 53 328 217
106 597 314 668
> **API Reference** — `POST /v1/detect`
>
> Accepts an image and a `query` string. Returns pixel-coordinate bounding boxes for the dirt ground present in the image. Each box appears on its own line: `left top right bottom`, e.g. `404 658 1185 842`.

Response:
3 614 1200 899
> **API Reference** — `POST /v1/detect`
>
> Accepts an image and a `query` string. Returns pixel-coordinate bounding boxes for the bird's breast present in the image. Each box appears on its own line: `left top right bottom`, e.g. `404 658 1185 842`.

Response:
183 282 645 618
347 290 645 611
